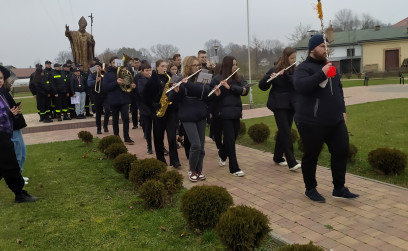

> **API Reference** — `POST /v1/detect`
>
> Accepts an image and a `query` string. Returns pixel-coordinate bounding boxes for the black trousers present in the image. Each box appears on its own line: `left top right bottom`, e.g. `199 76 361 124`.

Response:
296 121 349 191
130 96 139 127
210 116 223 150
37 93 51 116
111 103 130 140
85 92 91 114
141 114 153 149
219 118 241 174
94 93 110 130
52 93 68 115
0 134 24 195
153 110 179 165
273 109 298 167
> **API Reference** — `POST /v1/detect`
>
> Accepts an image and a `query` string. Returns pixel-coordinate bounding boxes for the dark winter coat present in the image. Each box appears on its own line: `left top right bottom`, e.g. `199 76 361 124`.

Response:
70 74 86 93
52 70 68 93
104 66 131 106
142 71 173 117
136 74 152 116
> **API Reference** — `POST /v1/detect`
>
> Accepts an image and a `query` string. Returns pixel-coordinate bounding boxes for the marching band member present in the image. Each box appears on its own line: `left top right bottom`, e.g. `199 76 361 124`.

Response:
259 47 301 171
210 56 247 177
168 56 211 182
142 60 180 168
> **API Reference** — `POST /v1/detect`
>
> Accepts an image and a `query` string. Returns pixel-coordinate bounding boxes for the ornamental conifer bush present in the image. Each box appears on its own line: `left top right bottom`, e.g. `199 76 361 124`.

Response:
180 185 233 229
138 180 166 209
77 131 93 145
104 142 128 159
112 153 137 179
368 148 407 175
248 123 270 143
159 170 183 195
98 135 123 152
277 242 324 251
128 158 167 188
216 205 271 251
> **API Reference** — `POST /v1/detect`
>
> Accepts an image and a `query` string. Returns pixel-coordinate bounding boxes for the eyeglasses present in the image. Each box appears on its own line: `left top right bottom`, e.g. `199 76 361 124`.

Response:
192 64 200 67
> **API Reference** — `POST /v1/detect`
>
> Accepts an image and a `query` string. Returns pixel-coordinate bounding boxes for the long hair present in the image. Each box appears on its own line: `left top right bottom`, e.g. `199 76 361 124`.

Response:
181 56 199 79
219 56 240 83
156 59 165 69
274 47 296 74
167 62 176 75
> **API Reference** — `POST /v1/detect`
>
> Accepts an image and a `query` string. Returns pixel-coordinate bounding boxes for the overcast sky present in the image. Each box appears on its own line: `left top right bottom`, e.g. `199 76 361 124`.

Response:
1 0 407 68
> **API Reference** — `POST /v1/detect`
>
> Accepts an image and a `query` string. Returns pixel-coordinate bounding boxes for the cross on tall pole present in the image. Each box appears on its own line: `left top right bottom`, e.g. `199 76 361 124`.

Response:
88 13 94 35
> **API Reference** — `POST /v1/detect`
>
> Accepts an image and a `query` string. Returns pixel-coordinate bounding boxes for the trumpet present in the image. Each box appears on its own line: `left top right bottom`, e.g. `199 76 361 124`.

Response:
166 69 202 93
266 62 296 83
117 54 134 93
208 68 240 97
95 63 105 93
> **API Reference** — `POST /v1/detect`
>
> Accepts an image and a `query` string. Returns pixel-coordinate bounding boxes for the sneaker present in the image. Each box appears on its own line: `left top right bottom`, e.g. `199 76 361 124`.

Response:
189 171 198 182
23 177 29 182
15 190 37 203
289 163 301 171
25 181 28 185
103 127 109 133
219 157 226 167
332 187 359 199
305 188 326 203
197 172 206 181
132 126 138 129
163 148 169 156
231 170 245 177
173 161 181 168
124 138 135 145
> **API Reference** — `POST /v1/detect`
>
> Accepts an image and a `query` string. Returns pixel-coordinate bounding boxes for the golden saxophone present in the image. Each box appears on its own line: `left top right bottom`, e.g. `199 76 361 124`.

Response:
156 73 172 117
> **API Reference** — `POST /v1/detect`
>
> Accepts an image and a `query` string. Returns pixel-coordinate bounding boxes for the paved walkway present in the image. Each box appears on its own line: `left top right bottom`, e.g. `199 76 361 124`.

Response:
21 84 408 250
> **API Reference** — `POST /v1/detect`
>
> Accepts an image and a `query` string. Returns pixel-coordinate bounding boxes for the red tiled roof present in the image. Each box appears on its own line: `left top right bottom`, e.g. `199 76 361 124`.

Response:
10 68 36 79
393 17 408 27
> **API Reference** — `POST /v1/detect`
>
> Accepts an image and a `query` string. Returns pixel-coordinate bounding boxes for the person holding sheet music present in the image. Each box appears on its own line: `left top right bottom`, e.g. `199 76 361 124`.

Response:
210 56 248 177
259 47 301 171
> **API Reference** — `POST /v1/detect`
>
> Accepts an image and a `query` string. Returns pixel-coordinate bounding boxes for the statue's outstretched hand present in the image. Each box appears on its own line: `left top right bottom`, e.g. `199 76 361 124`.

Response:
65 25 69 31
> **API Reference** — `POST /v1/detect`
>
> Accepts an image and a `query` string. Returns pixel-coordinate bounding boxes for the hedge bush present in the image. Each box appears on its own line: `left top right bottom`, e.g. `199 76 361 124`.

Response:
98 135 123 152
104 142 128 159
248 123 270 143
113 153 137 179
78 130 93 145
348 143 358 163
181 185 233 229
159 170 183 194
239 121 246 136
216 205 270 251
277 242 324 251
368 148 407 175
129 158 167 188
138 180 166 209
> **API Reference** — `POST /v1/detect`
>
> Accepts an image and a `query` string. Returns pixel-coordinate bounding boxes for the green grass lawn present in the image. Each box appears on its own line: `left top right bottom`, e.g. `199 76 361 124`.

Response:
237 98 408 188
12 92 33 98
13 97 38 114
0 140 283 251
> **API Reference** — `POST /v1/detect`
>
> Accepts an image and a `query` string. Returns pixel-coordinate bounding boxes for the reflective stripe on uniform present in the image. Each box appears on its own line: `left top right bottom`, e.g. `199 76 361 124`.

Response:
46 81 50 84
54 75 61 78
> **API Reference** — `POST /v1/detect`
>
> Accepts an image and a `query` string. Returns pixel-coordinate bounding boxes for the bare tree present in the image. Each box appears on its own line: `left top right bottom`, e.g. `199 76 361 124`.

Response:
332 9 361 31
287 23 311 44
116 47 143 59
150 44 179 61
97 48 117 64
204 39 224 58
54 50 73 64
139 48 154 63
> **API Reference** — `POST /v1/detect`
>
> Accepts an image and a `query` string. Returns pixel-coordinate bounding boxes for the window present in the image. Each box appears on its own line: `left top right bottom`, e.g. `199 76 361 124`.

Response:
347 48 355 57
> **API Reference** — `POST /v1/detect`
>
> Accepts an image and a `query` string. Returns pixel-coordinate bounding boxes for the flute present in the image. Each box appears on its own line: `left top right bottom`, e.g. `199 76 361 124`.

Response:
266 62 297 83
208 68 240 97
166 69 202 93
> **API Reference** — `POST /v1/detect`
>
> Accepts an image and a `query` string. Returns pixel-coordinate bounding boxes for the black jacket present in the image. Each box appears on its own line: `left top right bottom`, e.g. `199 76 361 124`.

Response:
29 71 37 95
63 71 73 96
168 80 210 122
104 66 131 106
87 72 106 96
70 74 86 93
52 70 67 93
293 56 346 126
43 67 55 94
210 74 248 120
136 74 152 116
142 71 173 117
259 68 296 111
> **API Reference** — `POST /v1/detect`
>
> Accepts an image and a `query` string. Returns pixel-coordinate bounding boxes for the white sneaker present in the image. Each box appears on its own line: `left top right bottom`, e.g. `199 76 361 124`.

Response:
219 157 226 167
25 181 28 185
277 161 288 166
289 163 301 171
232 171 245 177
23 177 29 181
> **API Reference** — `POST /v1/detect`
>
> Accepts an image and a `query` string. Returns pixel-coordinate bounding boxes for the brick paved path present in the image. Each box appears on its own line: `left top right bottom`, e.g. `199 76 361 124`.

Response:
21 84 408 250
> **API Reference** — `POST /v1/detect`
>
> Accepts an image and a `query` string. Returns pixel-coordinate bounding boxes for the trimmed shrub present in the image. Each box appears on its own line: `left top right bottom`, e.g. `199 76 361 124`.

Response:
248 123 270 143
98 135 123 152
238 121 246 136
138 180 166 209
348 143 358 163
277 242 324 251
113 153 137 179
78 131 93 145
274 128 299 144
129 158 167 188
159 170 183 194
368 148 407 175
104 142 128 159
181 185 233 229
216 205 271 251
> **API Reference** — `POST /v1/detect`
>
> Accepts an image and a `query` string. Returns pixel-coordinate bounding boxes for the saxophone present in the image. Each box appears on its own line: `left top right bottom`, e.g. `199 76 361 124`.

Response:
156 73 172 117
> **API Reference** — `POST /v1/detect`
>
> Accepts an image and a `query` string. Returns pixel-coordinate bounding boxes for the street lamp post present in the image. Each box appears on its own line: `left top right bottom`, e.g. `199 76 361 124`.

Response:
247 0 253 104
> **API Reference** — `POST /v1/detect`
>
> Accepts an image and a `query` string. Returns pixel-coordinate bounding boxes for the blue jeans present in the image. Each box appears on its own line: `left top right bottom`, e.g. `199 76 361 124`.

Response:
11 130 26 173
75 91 86 115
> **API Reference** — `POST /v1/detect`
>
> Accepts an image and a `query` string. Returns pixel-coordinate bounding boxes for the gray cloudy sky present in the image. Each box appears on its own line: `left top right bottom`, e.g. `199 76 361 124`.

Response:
1 0 407 68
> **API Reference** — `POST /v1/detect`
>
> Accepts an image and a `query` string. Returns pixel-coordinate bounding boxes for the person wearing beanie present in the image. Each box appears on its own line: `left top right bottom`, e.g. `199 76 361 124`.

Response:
0 66 37 203
293 34 359 203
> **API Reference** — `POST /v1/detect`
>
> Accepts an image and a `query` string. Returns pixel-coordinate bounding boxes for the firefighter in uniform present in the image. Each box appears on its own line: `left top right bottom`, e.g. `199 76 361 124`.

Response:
62 64 73 120
52 63 71 121
29 63 42 121
43 60 55 120
65 63 76 118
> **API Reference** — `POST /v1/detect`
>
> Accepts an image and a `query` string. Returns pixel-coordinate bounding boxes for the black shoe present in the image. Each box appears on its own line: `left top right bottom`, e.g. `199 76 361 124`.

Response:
163 148 169 156
15 190 37 203
147 148 153 154
97 129 102 134
43 118 53 123
63 115 71 120
305 188 326 203
173 161 181 168
125 138 134 145
57 116 62 121
132 125 138 129
332 187 359 199
103 127 109 132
